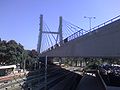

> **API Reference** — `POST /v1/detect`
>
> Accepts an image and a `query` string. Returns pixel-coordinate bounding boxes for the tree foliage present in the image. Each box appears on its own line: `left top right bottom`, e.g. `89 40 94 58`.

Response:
0 39 39 68
0 39 24 65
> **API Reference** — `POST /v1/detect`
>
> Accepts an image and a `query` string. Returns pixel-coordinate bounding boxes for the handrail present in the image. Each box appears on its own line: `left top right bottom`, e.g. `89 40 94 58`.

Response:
67 15 120 42
67 29 89 41
90 15 120 31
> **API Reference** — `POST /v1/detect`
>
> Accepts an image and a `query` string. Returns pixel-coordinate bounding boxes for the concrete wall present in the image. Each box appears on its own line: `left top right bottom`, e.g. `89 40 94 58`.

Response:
40 19 120 57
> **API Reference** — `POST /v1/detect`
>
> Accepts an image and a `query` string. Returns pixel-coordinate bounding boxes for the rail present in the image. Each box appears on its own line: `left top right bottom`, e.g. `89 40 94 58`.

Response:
96 70 107 90
67 14 120 42
85 70 107 90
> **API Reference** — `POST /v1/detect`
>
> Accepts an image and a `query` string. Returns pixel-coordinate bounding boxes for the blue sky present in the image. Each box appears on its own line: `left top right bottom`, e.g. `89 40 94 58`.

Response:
0 0 120 50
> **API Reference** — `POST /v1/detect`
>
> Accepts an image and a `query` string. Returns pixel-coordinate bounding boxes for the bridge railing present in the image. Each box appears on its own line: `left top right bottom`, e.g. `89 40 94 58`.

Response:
41 15 120 53
67 29 89 41
67 15 120 42
90 15 120 31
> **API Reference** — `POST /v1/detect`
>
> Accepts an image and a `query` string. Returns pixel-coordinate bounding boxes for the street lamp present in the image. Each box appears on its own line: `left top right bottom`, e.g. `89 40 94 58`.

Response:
84 16 96 31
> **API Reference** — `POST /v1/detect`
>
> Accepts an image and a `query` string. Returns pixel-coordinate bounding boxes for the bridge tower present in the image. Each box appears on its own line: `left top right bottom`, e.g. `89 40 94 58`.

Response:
37 15 63 53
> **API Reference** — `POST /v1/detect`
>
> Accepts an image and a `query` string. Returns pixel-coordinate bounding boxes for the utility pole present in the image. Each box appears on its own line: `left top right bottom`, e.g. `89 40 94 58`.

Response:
45 56 47 90
84 16 95 31
22 51 26 72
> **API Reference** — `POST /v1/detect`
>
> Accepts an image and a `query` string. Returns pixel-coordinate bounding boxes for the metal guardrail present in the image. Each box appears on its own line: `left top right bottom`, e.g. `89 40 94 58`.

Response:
85 70 107 90
41 15 120 53
96 70 107 90
67 29 89 41
91 15 120 31
67 15 120 42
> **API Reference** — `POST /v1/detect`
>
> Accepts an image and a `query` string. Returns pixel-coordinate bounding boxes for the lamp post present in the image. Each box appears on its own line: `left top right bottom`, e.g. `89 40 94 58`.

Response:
84 16 95 31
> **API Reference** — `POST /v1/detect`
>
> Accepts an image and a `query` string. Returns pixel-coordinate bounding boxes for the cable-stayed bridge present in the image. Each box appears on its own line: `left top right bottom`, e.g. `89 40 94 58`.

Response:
37 15 120 57
1 15 120 90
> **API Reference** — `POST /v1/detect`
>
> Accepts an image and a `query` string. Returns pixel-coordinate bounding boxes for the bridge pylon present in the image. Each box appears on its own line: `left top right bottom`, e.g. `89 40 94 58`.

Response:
37 15 63 53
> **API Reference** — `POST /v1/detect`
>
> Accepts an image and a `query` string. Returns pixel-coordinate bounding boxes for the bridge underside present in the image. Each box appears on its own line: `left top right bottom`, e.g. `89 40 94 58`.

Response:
40 19 120 57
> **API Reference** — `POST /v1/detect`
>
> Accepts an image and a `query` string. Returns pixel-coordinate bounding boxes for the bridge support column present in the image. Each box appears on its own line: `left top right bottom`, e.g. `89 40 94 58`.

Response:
37 15 43 53
37 15 63 53
59 16 63 45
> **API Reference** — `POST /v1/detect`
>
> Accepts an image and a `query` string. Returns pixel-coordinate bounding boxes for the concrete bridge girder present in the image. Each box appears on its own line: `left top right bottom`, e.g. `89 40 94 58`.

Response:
40 19 120 57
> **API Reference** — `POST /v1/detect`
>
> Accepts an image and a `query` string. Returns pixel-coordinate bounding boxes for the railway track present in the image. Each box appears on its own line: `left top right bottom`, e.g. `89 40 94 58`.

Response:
0 65 83 90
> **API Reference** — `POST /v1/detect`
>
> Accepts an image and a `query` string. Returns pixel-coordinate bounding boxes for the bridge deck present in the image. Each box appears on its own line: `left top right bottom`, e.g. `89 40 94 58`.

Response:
40 18 120 57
